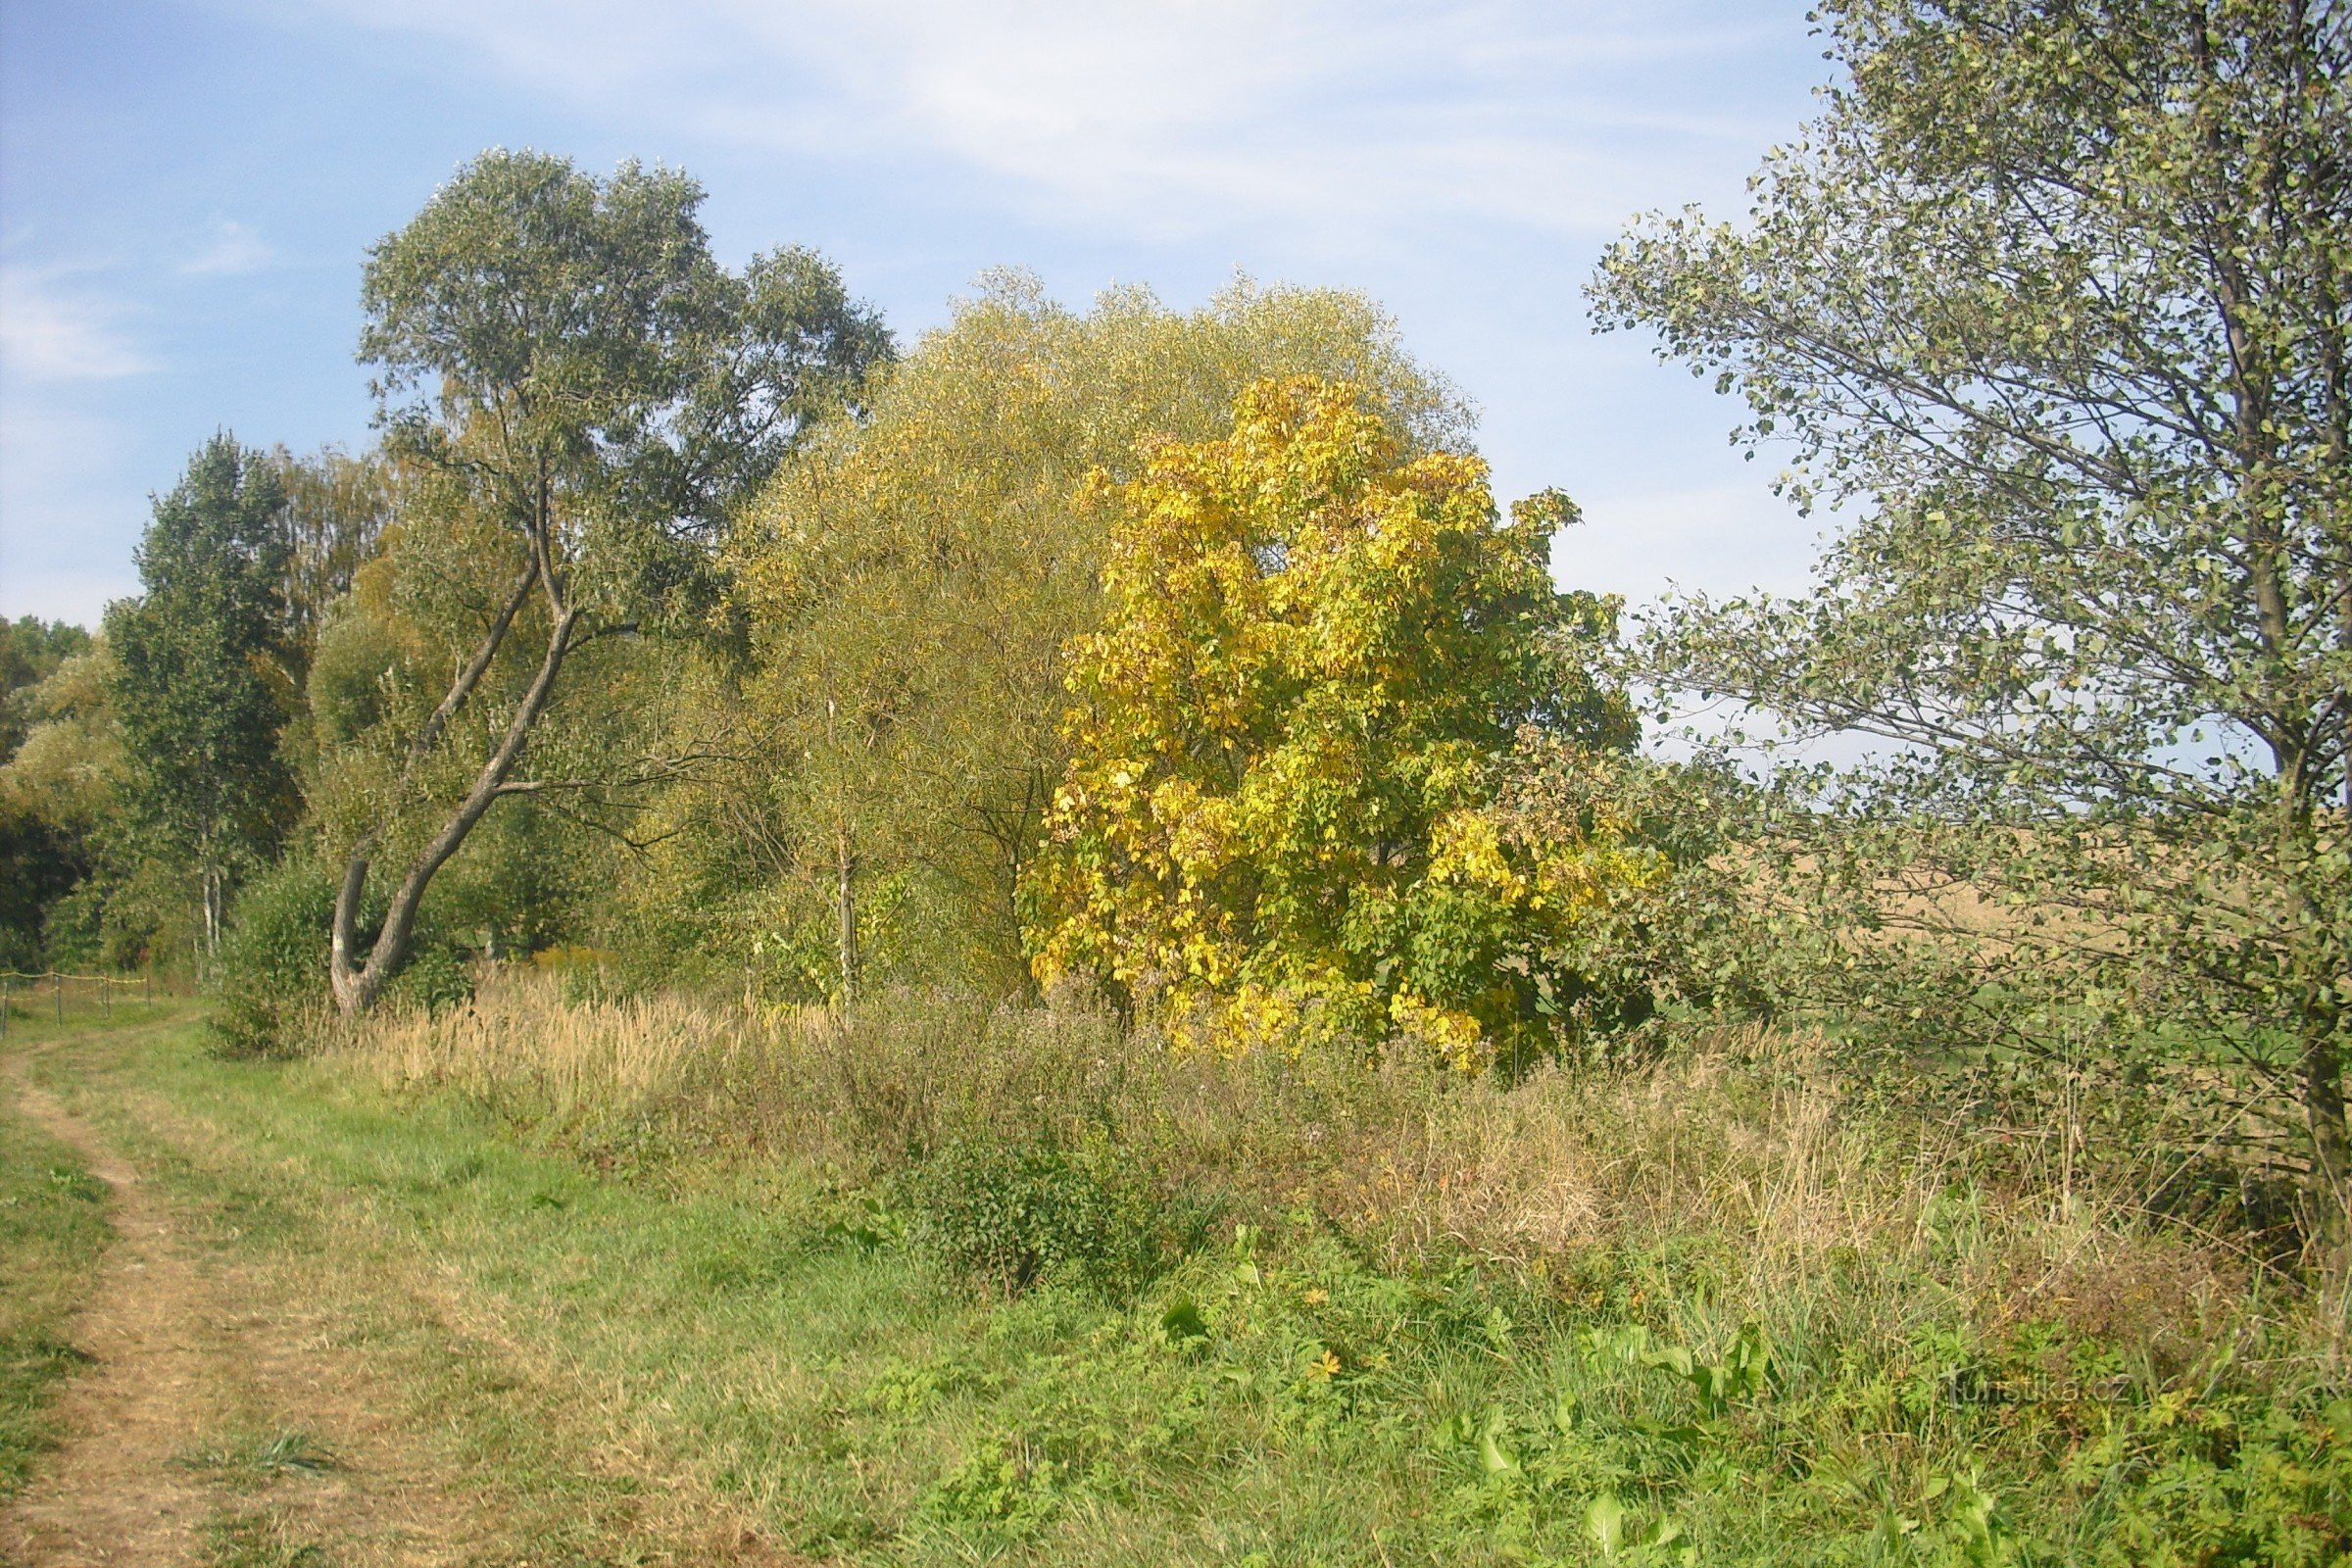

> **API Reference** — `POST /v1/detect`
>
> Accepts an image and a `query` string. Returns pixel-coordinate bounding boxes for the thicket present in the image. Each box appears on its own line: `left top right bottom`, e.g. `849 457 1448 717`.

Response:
0 618 96 970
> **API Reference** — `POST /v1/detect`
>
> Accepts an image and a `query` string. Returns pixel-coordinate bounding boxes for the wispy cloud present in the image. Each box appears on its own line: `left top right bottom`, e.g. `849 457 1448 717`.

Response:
181 218 277 276
267 0 1805 241
0 267 156 383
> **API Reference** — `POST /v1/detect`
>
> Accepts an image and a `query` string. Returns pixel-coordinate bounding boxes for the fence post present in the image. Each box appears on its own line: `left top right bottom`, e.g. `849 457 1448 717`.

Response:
56 972 65 1024
2 975 10 1041
104 978 112 1020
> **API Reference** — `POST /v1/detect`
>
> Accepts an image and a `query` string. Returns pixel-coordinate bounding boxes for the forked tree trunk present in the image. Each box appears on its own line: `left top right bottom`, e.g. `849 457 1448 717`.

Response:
330 596 575 1016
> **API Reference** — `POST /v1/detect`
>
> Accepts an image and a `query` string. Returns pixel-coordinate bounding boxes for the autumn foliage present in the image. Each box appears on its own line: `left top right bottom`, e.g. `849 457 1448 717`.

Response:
1023 377 1642 1066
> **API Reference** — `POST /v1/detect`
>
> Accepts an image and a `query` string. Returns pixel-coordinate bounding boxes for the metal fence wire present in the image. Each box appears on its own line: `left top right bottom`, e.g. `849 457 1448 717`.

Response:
0 970 156 1037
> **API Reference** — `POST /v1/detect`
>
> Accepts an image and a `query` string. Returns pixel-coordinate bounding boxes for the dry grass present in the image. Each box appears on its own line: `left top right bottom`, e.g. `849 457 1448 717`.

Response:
322 971 2251 1358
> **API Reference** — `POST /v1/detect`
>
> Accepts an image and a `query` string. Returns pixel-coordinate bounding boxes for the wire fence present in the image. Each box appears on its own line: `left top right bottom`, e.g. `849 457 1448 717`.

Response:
0 970 162 1037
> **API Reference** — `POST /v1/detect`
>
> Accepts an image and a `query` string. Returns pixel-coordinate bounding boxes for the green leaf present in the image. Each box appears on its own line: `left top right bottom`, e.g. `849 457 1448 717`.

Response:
1159 1298 1208 1346
1585 1493 1627 1557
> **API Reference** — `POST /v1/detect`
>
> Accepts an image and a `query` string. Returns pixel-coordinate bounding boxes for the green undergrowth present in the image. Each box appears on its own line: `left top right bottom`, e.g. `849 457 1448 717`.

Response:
20 1009 2352 1565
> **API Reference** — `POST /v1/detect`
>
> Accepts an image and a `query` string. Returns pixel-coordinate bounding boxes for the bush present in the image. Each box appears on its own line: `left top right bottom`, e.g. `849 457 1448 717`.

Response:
213 854 475 1056
212 857 336 1056
384 943 471 1016
910 1136 1201 1298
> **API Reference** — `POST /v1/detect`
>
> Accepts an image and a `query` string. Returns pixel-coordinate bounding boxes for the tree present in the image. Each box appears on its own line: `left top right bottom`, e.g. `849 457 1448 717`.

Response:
0 628 108 971
1023 377 1640 1066
0 616 91 759
1592 1 2352 1290
104 436 299 958
270 444 392 661
327 148 891 1015
721 272 1474 999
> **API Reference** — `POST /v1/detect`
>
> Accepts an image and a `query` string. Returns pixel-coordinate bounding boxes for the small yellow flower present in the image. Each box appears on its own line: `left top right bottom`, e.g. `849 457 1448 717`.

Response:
1302 1288 1330 1306
1313 1348 1343 1378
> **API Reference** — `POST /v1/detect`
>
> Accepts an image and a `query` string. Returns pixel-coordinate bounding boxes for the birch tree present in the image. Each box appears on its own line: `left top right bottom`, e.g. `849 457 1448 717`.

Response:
1593 0 2352 1295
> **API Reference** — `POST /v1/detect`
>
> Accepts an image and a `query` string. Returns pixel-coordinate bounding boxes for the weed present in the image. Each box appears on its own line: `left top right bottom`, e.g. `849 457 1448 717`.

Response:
909 1136 1197 1297
174 1427 341 1485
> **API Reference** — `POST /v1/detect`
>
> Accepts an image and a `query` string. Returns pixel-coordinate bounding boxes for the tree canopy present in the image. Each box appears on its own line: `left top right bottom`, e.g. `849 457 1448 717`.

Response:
712 273 1471 998
1024 376 1639 1066
1593 0 2352 1287
324 148 891 1014
103 435 299 957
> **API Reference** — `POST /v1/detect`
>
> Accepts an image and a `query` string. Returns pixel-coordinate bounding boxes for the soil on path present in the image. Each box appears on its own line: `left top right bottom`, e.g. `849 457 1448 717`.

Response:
0 1040 488 1567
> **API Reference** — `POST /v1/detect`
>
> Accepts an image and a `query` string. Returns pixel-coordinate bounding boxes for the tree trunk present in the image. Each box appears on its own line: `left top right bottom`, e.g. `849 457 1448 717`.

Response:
2274 769 2352 1327
835 828 859 1005
330 604 577 1016
2304 1024 2352 1325
199 864 222 960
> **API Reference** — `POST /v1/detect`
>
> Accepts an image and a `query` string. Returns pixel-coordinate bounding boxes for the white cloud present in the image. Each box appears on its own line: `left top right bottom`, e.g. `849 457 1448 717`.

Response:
0 267 156 383
181 218 277 276
261 0 1804 241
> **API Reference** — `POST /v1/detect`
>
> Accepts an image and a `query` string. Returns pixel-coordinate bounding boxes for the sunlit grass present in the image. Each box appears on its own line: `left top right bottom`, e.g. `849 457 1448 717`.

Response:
0 1086 111 1500
19 996 2347 1564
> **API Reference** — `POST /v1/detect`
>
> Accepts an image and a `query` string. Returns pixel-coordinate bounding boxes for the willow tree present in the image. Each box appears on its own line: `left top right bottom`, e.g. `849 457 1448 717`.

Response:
1593 1 2352 1290
326 149 889 1015
722 273 1470 998
271 444 392 661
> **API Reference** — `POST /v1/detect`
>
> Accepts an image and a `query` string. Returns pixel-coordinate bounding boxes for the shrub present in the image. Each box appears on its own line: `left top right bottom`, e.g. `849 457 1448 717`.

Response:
213 853 474 1056
383 943 470 1016
910 1136 1200 1298
211 856 336 1056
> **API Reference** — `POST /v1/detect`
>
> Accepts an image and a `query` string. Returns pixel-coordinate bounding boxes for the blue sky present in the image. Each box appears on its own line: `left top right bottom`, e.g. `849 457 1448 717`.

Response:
0 0 1836 629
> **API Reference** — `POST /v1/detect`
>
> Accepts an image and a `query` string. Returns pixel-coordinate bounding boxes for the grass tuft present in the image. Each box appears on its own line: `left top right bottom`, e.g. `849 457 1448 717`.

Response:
174 1426 341 1484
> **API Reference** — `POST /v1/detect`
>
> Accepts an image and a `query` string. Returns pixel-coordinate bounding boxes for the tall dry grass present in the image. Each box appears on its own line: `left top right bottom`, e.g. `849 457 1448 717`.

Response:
322 969 2259 1355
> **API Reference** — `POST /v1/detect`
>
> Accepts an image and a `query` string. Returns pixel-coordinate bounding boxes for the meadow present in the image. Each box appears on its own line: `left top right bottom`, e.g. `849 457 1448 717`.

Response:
5 980 2343 1565
3 10 2347 1562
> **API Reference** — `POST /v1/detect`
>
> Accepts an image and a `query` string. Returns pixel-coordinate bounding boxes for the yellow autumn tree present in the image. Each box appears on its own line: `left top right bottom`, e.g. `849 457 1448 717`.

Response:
715 273 1467 999
1022 376 1647 1068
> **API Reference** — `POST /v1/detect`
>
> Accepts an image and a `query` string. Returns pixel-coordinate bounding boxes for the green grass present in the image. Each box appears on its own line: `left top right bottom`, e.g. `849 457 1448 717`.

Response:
12 1004 2350 1565
200 1508 329 1568
172 1427 341 1486
0 1036 114 1498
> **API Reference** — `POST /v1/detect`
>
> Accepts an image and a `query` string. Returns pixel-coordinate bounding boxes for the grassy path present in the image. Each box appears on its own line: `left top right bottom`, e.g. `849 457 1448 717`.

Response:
6 1004 2340 1566
0 1005 1507 1566
3 1018 490 1566
0 1010 800 1567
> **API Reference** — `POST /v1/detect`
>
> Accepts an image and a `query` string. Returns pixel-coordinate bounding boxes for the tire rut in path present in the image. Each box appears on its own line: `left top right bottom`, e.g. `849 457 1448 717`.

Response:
0 1045 487 1567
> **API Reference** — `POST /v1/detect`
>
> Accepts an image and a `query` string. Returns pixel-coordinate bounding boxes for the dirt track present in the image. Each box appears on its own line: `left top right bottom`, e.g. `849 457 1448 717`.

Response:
0 1041 485 1567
